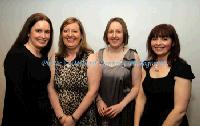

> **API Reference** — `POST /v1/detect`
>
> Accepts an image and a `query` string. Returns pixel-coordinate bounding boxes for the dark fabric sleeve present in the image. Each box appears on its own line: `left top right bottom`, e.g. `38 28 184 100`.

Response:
4 51 27 106
3 50 29 125
173 60 195 80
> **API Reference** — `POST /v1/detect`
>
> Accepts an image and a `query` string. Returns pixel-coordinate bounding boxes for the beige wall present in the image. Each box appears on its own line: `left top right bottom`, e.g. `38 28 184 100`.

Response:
0 42 8 124
0 0 200 125
0 65 5 125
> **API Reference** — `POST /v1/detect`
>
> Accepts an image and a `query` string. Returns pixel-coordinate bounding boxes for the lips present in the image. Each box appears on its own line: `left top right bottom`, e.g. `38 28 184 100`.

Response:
67 38 75 43
111 40 119 42
156 47 164 48
153 47 165 51
37 39 48 44
110 38 120 42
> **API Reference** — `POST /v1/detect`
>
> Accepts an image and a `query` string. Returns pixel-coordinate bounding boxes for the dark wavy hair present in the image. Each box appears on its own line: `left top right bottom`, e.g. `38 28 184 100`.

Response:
103 17 129 46
56 17 93 58
147 24 181 65
9 13 53 57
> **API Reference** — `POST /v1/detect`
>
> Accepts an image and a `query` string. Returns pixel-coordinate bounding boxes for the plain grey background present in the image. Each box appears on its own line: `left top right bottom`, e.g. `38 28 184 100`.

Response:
0 0 199 125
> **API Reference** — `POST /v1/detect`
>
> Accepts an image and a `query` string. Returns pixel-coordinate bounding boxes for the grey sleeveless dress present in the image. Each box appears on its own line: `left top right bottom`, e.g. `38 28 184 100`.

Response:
97 48 137 126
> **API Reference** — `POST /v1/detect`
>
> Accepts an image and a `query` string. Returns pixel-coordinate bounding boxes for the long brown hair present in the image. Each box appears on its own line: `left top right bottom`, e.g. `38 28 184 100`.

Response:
9 13 53 57
147 24 181 65
57 17 93 58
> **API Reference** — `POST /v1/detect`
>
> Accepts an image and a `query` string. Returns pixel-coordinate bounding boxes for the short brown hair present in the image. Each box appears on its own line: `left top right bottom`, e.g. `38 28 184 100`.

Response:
103 17 129 45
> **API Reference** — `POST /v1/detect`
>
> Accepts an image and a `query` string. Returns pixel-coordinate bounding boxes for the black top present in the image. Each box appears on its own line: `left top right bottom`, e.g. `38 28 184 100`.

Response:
140 58 195 126
2 46 53 126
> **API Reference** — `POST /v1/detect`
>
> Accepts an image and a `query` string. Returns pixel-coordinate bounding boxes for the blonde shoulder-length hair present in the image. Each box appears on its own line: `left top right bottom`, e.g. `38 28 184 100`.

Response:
56 17 93 58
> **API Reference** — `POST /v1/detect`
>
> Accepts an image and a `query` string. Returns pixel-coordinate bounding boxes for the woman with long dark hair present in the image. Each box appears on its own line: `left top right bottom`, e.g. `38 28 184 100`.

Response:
2 13 54 126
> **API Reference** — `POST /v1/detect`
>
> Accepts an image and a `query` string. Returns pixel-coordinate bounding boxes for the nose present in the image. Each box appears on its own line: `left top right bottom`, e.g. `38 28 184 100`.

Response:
68 30 72 36
112 31 116 37
155 38 162 45
41 32 45 38
69 30 72 36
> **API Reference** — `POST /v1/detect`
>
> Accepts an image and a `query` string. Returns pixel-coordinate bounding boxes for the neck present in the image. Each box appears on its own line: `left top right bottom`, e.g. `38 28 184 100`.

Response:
65 47 80 62
154 56 169 72
156 54 168 62
108 45 124 53
67 47 79 56
25 41 41 57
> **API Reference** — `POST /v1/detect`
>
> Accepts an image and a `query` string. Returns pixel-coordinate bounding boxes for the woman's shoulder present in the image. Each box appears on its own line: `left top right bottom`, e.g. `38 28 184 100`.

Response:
4 46 27 69
127 48 139 56
123 48 136 58
8 46 26 55
54 54 65 66
5 46 27 61
98 48 105 53
55 54 62 61
172 58 195 79
173 58 190 69
128 48 137 53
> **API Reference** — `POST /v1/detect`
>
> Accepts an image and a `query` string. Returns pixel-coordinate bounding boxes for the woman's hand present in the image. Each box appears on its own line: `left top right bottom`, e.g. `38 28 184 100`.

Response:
60 115 76 126
96 99 108 116
104 103 124 118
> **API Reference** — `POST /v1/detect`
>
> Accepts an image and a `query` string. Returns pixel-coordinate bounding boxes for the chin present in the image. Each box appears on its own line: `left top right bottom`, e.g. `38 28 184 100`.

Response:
112 45 123 49
38 44 48 48
67 46 79 50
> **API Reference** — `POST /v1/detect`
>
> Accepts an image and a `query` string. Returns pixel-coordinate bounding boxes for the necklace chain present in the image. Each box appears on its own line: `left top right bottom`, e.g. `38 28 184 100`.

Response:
154 63 159 72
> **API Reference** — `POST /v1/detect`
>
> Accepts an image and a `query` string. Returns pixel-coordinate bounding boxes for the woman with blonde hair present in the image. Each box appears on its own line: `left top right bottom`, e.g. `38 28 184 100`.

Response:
48 17 101 126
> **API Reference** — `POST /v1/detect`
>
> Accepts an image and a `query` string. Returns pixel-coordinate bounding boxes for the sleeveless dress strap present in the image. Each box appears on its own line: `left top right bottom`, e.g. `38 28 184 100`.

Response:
98 48 104 64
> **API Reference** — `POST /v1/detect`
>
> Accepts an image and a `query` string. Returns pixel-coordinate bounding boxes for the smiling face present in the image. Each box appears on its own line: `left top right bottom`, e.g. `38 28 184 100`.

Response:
28 20 50 49
62 22 81 50
107 21 124 49
147 24 180 64
151 36 172 59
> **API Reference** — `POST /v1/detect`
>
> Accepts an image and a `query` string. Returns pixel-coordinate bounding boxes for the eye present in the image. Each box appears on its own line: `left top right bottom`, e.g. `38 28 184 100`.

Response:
108 30 113 34
63 29 69 33
162 37 169 41
72 30 78 33
35 29 42 33
152 37 157 40
45 30 50 34
116 30 122 34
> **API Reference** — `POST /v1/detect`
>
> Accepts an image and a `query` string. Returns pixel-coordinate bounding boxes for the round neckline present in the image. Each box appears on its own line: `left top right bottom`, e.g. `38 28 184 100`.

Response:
148 66 172 79
23 46 43 60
